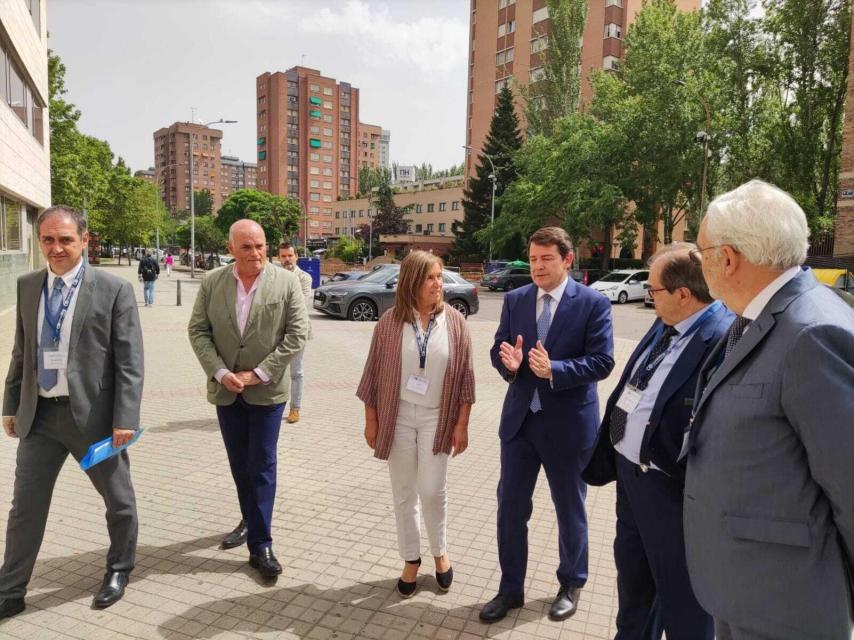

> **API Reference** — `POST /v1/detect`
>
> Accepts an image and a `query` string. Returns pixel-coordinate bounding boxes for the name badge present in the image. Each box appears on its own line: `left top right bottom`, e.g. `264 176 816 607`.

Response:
616 385 643 414
406 374 429 395
42 349 69 370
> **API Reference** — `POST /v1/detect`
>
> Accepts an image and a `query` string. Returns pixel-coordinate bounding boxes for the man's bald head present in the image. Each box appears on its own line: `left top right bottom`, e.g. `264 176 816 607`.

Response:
227 219 267 277
229 218 265 243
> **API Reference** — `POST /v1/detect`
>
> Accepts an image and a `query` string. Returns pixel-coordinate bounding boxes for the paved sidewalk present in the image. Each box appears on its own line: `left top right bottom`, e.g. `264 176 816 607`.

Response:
0 265 637 640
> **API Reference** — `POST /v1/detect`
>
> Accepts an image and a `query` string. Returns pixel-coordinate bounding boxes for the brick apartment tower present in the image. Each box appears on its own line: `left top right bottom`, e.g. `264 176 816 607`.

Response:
257 66 367 241
834 10 854 257
358 122 384 171
153 122 223 214
465 0 700 177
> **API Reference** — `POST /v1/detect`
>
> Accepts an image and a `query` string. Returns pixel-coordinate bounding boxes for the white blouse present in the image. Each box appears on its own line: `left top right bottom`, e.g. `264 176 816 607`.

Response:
398 310 450 408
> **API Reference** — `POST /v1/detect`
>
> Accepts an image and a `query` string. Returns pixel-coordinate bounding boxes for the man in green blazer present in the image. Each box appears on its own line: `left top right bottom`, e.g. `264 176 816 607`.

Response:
188 219 308 579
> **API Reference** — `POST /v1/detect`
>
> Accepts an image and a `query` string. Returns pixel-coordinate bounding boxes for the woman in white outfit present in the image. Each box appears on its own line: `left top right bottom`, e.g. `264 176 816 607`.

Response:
357 251 475 597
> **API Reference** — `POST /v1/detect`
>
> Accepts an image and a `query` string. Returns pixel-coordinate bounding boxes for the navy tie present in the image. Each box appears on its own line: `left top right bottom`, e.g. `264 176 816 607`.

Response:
724 315 751 360
529 294 552 413
38 277 66 391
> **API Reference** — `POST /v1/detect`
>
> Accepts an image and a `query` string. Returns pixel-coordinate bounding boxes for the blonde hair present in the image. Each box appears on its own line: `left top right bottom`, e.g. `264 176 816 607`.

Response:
393 251 445 323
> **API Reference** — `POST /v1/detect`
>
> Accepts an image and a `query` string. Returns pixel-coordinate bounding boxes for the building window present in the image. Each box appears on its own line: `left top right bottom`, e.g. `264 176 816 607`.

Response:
438 223 446 232
530 67 545 82
531 36 547 54
604 23 622 39
427 203 435 212
415 204 422 213
335 212 340 219
310 166 320 175
439 202 447 211
323 114 333 123
498 0 515 7
323 87 333 96
533 7 549 23
497 20 515 37
0 196 22 251
323 127 333 136
310 193 320 201
310 152 319 161
309 138 322 148
323 155 333 163
323 168 333 176
415 224 423 233
605 0 623 7
603 55 620 71
309 206 320 213
496 48 514 66
495 76 513 93
323 100 333 109
310 83 320 92
452 201 460 211
310 179 320 187
323 181 332 189
426 224 434 234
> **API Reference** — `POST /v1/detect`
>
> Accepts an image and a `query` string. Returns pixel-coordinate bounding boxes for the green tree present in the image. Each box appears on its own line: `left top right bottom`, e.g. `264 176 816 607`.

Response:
216 189 301 249
358 165 391 194
371 182 411 236
193 216 227 256
333 235 364 263
453 85 523 261
193 189 214 217
523 0 588 137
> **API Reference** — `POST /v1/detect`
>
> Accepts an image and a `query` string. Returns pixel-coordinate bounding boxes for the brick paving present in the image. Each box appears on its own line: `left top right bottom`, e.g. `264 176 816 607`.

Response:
0 264 638 640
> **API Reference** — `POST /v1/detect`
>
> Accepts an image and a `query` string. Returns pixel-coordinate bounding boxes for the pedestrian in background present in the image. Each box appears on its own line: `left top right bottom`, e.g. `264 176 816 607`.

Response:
277 242 312 424
357 250 475 598
137 249 159 307
164 253 173 277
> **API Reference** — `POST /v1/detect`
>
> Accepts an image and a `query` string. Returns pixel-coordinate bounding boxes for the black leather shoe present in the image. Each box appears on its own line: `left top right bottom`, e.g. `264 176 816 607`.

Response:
479 593 524 623
396 558 421 598
548 586 580 621
249 547 282 578
436 565 453 592
92 571 129 609
0 597 25 619
221 519 248 549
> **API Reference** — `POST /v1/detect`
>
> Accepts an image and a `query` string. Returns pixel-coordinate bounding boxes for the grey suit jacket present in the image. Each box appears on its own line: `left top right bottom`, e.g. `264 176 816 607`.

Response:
3 267 145 440
682 270 854 639
188 262 309 406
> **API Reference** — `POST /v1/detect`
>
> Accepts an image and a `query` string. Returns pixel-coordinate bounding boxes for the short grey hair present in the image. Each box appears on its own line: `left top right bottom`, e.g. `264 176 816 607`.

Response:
703 179 809 270
37 205 88 237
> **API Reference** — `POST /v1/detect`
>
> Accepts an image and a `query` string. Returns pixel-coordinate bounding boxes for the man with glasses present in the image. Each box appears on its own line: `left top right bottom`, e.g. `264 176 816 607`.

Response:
584 243 732 640
680 180 854 640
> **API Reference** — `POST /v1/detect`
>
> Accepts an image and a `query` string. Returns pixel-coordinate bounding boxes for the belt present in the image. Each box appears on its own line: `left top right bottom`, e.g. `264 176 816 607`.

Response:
38 395 70 403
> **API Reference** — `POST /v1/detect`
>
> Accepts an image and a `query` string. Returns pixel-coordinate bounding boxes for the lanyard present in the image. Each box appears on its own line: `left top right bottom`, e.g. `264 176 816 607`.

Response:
43 266 85 345
639 301 722 374
412 314 436 370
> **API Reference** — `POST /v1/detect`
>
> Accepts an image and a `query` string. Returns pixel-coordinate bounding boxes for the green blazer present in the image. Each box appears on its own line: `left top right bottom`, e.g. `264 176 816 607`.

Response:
188 262 309 406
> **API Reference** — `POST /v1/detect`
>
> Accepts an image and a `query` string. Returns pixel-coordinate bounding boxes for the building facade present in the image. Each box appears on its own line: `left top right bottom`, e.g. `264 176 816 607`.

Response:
220 155 257 202
134 168 156 184
834 8 854 258
153 122 223 214
0 0 49 308
379 129 391 169
357 122 383 171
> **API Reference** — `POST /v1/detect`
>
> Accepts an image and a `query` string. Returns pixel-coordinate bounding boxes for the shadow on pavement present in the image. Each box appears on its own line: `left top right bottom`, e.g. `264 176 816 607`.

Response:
155 419 220 433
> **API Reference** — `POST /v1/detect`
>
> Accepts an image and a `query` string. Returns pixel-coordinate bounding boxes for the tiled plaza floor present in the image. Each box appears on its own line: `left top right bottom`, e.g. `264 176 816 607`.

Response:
0 264 638 640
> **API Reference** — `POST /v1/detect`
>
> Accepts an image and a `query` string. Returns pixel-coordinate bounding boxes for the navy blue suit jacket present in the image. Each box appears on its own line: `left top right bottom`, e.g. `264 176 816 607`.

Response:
491 278 615 445
583 302 733 485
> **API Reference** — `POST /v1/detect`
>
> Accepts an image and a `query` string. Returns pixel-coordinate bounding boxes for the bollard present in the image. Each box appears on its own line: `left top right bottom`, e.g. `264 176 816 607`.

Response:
177 279 182 306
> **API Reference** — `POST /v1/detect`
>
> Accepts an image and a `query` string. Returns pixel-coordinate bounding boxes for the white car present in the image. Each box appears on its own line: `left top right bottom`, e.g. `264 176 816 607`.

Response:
590 269 650 304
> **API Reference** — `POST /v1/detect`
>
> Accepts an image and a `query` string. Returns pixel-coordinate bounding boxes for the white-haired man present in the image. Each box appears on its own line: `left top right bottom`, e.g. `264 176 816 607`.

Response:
681 179 854 639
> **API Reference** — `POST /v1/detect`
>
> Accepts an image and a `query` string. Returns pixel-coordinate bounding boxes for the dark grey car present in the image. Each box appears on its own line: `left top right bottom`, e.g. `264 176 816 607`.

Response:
313 264 480 321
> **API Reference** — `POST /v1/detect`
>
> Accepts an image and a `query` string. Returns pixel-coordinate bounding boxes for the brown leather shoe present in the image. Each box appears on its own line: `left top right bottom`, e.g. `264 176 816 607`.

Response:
286 409 300 424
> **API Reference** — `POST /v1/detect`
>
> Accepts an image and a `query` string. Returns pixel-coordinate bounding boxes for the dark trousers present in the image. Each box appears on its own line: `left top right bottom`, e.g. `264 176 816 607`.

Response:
497 410 589 597
614 454 713 640
0 398 138 599
216 396 285 554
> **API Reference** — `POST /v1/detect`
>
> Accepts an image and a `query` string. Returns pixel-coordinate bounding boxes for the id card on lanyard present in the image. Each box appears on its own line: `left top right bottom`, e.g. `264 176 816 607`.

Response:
41 267 85 370
406 314 435 395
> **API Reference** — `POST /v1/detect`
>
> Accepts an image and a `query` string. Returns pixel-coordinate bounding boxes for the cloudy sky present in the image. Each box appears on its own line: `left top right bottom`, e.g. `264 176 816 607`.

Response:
47 0 470 174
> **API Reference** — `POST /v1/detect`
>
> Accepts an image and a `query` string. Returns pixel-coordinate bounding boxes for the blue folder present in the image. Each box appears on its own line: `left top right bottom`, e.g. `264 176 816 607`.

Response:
79 429 144 471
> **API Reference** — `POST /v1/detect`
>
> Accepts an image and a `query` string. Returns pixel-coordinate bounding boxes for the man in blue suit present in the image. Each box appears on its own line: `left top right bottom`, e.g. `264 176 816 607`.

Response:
480 227 615 623
583 243 732 640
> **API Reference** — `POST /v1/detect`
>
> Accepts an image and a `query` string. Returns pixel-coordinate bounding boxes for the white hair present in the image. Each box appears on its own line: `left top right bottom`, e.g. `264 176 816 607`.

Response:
704 179 809 270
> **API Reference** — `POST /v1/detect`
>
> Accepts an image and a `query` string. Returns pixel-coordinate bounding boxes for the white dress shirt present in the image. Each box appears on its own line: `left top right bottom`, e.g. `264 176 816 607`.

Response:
214 267 270 384
37 258 85 398
615 304 714 471
742 266 801 322
399 310 449 408
536 276 569 328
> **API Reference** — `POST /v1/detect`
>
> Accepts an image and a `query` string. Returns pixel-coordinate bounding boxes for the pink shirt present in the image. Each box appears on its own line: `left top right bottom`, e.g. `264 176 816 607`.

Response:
214 267 270 384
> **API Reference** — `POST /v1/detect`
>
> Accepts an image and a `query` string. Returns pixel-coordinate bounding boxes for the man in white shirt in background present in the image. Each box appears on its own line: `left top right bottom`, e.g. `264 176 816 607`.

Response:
277 242 313 424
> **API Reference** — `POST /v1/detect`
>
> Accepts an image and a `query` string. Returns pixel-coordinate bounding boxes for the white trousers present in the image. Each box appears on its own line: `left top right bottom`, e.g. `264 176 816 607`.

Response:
289 347 305 409
387 399 449 561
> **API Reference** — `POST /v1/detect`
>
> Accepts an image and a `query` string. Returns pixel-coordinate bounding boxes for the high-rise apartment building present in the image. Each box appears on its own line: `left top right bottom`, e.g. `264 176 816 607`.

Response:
1 0 49 307
220 155 257 201
134 168 156 184
465 0 700 176
153 122 223 214
358 122 383 171
380 129 391 169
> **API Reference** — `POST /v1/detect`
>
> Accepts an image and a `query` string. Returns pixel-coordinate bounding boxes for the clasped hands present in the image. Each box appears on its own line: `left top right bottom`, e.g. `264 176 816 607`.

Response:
499 335 552 380
221 370 262 394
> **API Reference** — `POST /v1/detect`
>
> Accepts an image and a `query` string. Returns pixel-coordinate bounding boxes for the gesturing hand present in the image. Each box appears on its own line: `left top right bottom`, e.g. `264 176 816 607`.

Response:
528 340 552 380
499 335 524 373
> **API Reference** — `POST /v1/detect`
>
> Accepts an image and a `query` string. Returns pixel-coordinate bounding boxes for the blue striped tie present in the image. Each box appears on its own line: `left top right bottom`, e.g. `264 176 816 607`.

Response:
38 277 65 391
529 294 552 413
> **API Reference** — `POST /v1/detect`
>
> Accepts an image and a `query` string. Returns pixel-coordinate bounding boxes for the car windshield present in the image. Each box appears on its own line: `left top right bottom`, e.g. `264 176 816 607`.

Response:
358 267 399 283
599 272 631 283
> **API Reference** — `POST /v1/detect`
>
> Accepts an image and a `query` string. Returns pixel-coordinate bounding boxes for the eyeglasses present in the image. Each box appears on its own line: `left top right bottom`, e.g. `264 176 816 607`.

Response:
643 284 670 297
689 244 727 264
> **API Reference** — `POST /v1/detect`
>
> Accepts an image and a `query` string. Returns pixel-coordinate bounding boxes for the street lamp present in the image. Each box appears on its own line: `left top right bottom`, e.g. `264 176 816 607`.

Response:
189 117 237 277
675 79 711 228
463 145 497 263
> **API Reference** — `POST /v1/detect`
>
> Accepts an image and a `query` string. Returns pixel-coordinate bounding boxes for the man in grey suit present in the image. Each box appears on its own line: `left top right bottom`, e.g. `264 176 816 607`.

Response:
1 206 142 618
189 219 308 580
682 180 854 639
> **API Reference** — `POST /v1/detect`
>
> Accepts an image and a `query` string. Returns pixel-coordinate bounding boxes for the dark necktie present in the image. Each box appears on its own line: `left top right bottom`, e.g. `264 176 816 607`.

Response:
724 315 751 360
529 294 552 413
38 277 66 391
610 325 679 445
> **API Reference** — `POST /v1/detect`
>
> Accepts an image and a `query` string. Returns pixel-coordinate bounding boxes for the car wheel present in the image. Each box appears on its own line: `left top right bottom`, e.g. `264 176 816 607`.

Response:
348 299 378 321
505 281 515 291
449 299 470 318
617 291 628 304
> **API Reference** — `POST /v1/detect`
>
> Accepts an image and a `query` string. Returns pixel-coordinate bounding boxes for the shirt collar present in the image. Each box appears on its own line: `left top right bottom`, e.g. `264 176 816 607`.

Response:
672 303 712 335
232 263 264 294
47 258 85 289
537 276 569 303
742 266 801 321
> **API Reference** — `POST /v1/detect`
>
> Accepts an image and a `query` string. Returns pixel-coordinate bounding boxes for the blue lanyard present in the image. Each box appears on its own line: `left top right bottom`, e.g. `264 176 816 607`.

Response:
640 301 722 373
412 314 436 370
43 266 85 345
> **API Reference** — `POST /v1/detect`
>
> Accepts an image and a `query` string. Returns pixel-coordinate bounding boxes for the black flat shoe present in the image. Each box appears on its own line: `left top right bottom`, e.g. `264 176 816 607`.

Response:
249 547 283 578
396 558 421 598
436 565 453 592
221 519 248 549
0 597 25 619
92 571 129 609
548 586 580 621
479 593 524 623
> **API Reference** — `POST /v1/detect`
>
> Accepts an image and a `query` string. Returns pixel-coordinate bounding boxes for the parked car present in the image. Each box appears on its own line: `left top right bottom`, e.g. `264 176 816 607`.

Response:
314 264 479 321
480 267 533 291
813 268 853 292
589 269 650 303
326 270 368 283
569 268 607 286
644 284 654 308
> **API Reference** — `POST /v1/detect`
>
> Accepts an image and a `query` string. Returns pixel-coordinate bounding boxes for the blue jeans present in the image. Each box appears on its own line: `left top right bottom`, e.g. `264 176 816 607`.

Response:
143 280 155 305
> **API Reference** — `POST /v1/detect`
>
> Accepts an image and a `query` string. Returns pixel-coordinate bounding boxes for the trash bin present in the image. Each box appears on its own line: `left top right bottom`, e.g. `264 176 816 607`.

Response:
297 257 321 289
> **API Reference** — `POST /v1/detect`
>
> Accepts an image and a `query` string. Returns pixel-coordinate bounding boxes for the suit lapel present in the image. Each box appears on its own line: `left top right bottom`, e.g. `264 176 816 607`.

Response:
25 270 47 362
69 270 95 353
544 278 577 352
223 265 239 335
521 285 539 351
243 264 272 337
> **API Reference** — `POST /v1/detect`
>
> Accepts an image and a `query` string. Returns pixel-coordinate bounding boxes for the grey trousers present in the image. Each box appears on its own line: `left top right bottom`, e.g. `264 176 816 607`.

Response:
289 347 305 409
715 620 773 640
0 398 138 599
